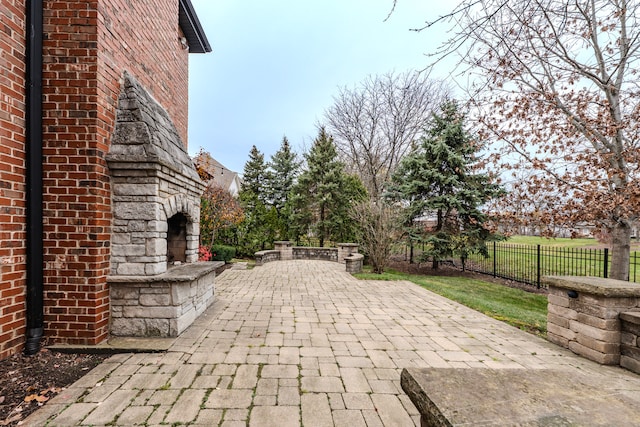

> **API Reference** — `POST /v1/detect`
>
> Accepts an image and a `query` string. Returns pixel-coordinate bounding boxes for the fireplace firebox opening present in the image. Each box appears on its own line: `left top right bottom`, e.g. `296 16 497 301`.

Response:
167 213 188 264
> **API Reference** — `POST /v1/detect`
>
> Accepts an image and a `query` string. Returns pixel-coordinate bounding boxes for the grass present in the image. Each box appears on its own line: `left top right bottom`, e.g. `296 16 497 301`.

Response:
355 268 548 336
505 235 600 248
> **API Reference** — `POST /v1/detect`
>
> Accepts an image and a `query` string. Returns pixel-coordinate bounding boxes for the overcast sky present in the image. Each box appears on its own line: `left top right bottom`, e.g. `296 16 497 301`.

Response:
187 0 457 174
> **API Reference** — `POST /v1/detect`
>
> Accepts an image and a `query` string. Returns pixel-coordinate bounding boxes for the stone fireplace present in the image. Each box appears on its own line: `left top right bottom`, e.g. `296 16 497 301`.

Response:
106 72 220 337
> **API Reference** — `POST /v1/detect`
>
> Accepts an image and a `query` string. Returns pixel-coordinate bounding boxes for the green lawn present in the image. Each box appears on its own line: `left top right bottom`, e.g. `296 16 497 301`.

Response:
355 268 548 336
505 235 599 248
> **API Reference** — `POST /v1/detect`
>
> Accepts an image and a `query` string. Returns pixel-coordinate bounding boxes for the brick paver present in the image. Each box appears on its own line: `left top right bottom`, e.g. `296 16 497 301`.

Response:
27 260 640 426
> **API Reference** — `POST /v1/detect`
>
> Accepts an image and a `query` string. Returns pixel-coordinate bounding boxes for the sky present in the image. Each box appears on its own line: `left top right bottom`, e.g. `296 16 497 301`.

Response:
187 0 457 174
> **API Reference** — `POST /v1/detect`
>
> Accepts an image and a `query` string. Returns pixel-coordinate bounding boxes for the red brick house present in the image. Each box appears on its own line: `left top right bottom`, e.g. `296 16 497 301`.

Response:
0 0 210 359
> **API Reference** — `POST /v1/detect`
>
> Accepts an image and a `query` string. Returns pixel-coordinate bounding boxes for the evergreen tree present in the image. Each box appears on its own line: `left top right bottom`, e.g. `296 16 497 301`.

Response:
291 128 365 246
267 136 300 239
241 145 267 203
387 100 503 269
238 146 270 255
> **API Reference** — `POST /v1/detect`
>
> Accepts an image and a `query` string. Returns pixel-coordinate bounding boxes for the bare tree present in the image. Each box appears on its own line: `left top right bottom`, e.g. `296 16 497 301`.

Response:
351 200 400 274
414 0 640 280
324 71 448 198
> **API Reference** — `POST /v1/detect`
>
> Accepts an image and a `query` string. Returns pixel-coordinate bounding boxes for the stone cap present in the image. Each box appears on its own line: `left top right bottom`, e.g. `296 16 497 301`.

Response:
337 243 359 247
544 275 640 297
106 72 203 187
107 261 223 284
401 367 640 426
620 311 640 324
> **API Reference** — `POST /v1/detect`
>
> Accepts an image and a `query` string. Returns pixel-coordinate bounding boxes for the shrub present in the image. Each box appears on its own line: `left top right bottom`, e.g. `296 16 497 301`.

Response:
210 245 236 263
198 245 212 261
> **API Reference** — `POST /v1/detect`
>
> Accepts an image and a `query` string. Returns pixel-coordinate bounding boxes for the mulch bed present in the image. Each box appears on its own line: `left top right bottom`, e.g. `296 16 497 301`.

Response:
0 349 108 426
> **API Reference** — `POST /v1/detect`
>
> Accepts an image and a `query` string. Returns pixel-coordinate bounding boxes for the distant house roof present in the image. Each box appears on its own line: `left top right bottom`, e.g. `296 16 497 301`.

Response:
194 153 242 196
179 0 212 53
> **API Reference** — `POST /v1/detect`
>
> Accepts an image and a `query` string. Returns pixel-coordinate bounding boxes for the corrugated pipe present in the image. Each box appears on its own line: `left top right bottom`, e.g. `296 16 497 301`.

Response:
24 0 44 356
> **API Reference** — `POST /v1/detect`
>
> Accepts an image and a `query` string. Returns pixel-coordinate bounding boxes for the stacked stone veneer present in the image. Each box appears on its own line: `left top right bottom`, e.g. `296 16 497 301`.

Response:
106 73 204 276
110 262 222 337
105 73 215 338
621 312 640 374
545 276 640 367
256 242 362 273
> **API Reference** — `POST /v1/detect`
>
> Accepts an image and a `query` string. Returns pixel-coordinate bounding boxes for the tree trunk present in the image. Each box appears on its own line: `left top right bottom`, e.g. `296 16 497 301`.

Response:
610 220 631 281
409 242 414 264
319 204 325 247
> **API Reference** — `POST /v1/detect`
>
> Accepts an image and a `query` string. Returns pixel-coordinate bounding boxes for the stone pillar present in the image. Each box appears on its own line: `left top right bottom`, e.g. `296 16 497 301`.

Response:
620 312 640 374
544 276 640 365
337 243 359 264
274 241 293 260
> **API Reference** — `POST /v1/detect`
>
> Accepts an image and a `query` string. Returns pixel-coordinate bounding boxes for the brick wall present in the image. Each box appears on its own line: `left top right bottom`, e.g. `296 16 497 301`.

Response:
41 0 191 345
0 0 27 359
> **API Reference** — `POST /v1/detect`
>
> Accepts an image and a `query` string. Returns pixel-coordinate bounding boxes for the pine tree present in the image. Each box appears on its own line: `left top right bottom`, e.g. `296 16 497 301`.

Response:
241 145 267 203
238 145 270 254
291 128 365 246
267 136 300 239
387 100 503 269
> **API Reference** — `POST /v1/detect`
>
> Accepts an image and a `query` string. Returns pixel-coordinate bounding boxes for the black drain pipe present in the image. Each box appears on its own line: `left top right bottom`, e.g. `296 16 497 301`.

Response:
24 0 44 356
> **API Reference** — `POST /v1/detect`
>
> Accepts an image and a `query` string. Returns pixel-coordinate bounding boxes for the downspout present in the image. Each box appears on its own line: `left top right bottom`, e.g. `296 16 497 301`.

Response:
24 0 44 355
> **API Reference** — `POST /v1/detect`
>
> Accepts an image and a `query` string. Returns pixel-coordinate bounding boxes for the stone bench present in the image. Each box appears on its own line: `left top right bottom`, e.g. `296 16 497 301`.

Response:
255 250 280 266
255 242 362 273
108 261 224 337
401 367 640 426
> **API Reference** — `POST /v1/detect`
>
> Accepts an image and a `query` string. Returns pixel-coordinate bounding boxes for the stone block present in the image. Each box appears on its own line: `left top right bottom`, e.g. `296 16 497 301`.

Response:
546 323 576 341
621 343 640 359
111 318 148 336
117 263 146 276
569 320 620 343
547 331 569 348
568 301 621 319
621 313 640 336
111 286 140 300
146 238 167 256
116 202 160 221
576 313 620 330
576 334 619 354
621 332 637 346
547 294 570 308
568 341 619 365
172 283 194 304
547 313 570 329
547 303 578 320
113 183 157 196
177 309 196 335
145 262 166 276
140 293 171 306
123 305 176 319
620 355 640 374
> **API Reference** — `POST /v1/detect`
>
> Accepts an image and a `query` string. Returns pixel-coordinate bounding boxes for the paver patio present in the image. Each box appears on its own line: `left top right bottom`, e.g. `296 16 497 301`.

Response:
26 260 640 426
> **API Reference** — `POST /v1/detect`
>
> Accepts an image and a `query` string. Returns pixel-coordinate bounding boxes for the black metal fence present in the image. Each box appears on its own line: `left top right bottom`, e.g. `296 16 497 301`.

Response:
448 242 639 289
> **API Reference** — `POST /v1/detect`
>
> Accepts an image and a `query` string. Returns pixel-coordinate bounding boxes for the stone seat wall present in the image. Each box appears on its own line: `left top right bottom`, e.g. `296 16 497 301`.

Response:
544 275 640 371
109 261 223 337
255 242 362 273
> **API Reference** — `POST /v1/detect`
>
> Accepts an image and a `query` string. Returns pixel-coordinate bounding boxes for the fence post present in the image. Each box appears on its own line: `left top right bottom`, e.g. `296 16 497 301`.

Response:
604 248 609 278
536 244 541 289
492 241 496 277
